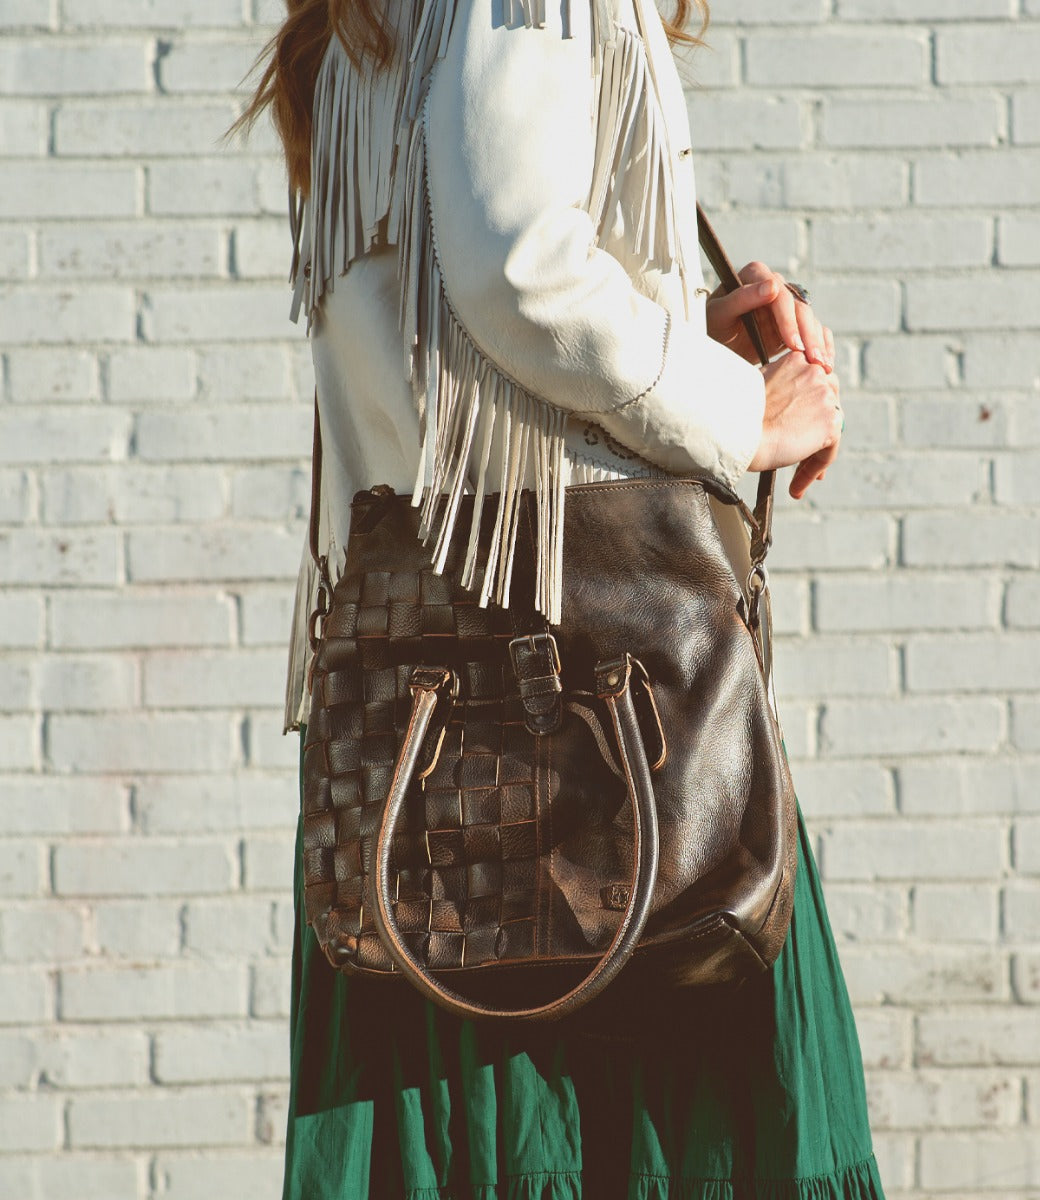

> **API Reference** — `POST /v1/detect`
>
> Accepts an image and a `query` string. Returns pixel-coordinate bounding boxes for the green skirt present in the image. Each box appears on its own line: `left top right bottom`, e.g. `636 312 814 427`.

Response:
284 731 884 1200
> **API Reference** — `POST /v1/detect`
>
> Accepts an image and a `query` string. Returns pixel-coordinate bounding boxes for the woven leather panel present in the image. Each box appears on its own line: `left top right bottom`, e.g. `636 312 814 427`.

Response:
303 482 797 987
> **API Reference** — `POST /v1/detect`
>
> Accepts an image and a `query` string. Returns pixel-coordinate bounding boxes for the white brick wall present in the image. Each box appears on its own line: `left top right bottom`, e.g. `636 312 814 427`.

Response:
0 2 1037 1197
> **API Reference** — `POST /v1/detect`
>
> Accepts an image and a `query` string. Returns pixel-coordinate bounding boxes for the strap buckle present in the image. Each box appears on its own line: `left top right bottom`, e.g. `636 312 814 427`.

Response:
509 632 563 735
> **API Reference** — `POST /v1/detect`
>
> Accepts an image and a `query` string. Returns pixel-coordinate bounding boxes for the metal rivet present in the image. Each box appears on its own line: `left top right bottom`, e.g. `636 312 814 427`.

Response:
606 672 620 687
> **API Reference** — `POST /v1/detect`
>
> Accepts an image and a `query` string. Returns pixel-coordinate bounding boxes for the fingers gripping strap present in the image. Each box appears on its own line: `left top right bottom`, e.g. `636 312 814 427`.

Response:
370 658 661 1021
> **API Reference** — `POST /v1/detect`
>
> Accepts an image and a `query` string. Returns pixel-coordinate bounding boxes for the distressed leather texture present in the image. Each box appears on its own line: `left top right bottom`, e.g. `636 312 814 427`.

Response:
302 479 797 1010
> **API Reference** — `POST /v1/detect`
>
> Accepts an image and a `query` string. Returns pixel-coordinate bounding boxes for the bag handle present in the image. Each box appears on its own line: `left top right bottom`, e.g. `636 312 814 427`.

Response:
369 656 661 1022
306 208 777 578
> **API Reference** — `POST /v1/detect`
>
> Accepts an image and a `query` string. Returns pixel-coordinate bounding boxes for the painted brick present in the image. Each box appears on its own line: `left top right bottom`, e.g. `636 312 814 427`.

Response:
0 969 52 1024
239 587 297 647
801 451 986 510
998 214 1040 266
0 715 39 772
7 348 99 403
821 821 1005 882
54 839 236 897
907 272 1040 332
838 0 1013 14
142 649 285 708
196 344 294 400
672 32 740 90
824 883 909 941
1013 89 1040 144
91 898 183 959
0 1095 63 1152
0 0 53 29
684 94 807 151
1004 882 1040 941
127 525 301 583
62 0 245 27
135 405 310 462
68 1088 253 1150
920 1132 1040 1190
249 961 290 1020
815 572 998 633
900 396 1011 449
61 964 247 1021
182 897 275 956
0 39 150 95
0 228 31 280
232 218 295 280
915 150 1040 207
914 883 1000 943
0 285 135 345
1007 578 1040 629
107 346 197 403
0 470 34 524
0 840 44 899
813 214 992 270
54 101 238 158
142 285 307 343
867 1069 1022 1130
133 774 295 835
840 947 1006 1005
147 161 265 220
49 590 233 650
152 1152 284 1200
0 100 48 153
822 697 1004 756
767 512 893 570
899 759 1040 816
37 1028 150 1088
38 224 223 280
154 1022 286 1083
824 95 1004 149
0 164 137 219
0 1160 143 1199
3 777 126 835
788 761 895 819
41 464 227 525
0 902 87 961
0 407 130 465
726 153 908 210
804 275 902 334
962 332 1040 388
908 632 1040 692
0 658 34 712
241 833 293 893
244 708 300 770
1012 699 1040 753
703 212 804 274
1014 950 1040 1002
995 451 1040 505
773 637 894 697
1016 819 1040 874
856 1008 911 1070
938 26 1040 84
746 31 928 87
37 654 137 711
48 713 235 773
918 1007 1040 1065
159 39 257 94
903 513 1040 569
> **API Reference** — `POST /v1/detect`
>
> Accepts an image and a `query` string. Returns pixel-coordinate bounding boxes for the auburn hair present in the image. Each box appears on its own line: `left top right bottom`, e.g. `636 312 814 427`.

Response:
236 1 710 195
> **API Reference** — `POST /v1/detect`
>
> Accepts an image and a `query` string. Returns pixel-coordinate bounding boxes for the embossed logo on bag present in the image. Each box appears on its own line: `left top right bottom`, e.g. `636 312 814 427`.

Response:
601 883 630 911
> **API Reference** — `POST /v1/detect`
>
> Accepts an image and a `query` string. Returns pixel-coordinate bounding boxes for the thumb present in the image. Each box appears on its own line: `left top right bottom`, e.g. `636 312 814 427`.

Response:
712 279 778 321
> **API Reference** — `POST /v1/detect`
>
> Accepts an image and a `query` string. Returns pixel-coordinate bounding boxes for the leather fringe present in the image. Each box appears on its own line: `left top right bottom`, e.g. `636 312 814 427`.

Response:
290 0 683 625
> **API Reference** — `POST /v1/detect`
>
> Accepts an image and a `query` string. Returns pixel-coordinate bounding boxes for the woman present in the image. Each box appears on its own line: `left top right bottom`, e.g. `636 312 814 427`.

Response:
241 1 882 1196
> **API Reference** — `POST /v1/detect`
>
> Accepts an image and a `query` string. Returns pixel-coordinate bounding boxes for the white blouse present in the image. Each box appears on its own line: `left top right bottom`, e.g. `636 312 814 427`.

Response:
284 0 766 730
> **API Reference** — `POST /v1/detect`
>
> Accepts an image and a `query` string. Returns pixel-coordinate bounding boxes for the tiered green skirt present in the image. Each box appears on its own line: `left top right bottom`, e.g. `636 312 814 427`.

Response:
283 732 884 1200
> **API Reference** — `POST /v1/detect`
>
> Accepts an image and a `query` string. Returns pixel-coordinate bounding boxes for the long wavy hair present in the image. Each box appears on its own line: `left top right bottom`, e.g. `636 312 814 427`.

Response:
236 1 710 195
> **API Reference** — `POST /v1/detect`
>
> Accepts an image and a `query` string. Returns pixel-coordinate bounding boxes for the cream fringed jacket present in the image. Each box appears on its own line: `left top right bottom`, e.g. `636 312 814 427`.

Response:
283 0 767 732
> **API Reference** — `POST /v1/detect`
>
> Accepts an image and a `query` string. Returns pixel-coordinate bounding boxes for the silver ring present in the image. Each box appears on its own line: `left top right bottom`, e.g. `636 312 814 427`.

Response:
785 281 811 305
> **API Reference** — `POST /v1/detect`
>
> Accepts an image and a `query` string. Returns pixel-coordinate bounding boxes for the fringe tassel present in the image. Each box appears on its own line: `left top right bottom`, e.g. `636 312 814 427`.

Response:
290 0 683 625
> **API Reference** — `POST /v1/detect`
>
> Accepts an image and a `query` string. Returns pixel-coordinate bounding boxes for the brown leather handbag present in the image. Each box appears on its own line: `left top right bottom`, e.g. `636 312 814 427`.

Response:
300 209 797 1021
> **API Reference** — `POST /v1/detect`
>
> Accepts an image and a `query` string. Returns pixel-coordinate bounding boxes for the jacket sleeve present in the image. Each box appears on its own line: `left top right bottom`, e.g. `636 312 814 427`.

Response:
423 2 765 488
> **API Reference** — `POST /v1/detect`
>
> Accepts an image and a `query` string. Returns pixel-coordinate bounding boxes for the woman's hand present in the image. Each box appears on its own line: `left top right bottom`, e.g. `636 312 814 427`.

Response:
749 351 843 499
706 261 834 373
